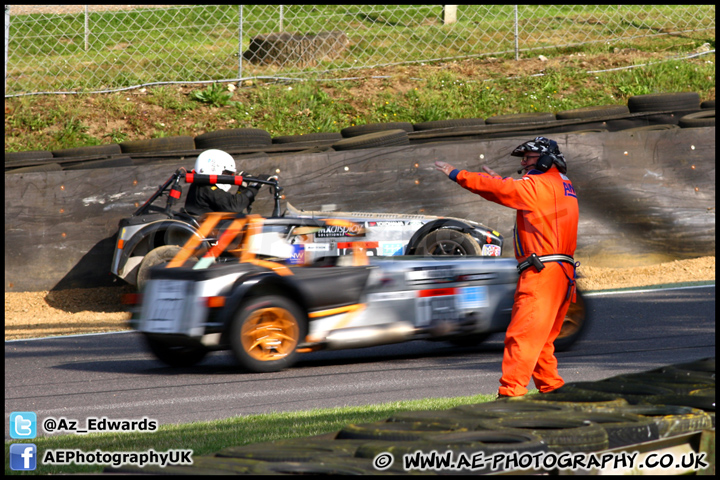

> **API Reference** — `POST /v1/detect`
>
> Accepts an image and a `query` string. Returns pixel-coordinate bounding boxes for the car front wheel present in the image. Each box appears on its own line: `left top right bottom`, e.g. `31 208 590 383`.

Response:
230 295 306 373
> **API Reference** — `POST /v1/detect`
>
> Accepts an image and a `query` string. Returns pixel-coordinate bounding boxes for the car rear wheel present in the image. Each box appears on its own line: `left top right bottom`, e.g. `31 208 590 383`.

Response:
145 336 209 367
415 229 483 256
230 295 306 373
554 290 588 351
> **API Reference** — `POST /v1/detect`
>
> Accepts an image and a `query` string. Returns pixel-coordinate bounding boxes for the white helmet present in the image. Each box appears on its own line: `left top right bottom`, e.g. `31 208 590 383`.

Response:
193 149 237 192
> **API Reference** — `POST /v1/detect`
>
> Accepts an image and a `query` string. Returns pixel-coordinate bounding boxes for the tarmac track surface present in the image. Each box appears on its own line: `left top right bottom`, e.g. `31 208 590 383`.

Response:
4 286 715 440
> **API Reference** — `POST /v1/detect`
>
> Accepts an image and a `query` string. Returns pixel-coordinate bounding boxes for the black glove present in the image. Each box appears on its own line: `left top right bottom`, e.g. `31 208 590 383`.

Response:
247 174 274 188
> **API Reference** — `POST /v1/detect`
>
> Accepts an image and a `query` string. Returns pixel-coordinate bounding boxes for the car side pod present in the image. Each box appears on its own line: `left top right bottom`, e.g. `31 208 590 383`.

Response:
321 322 416 350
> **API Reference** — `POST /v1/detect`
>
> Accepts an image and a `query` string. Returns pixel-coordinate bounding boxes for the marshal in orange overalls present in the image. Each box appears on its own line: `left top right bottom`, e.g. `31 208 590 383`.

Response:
452 164 579 396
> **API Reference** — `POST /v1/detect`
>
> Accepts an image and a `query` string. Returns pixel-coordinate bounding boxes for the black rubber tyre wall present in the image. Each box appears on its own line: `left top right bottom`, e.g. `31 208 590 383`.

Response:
485 112 556 124
6 162 63 174
701 100 715 109
272 132 342 144
522 391 629 410
548 411 660 449
472 416 609 453
556 380 675 405
413 117 486 130
627 92 701 113
340 122 414 137
5 150 54 163
52 143 122 157
679 109 715 128
332 129 409 151
595 404 713 438
194 128 272 150
63 156 134 171
556 104 630 120
120 135 196 153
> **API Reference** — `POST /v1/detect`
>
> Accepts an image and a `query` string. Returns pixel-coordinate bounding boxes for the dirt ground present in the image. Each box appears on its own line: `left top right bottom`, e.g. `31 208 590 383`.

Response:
4 256 714 341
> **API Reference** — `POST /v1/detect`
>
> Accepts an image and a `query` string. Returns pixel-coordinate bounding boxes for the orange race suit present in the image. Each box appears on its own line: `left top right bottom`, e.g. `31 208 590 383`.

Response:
449 164 579 396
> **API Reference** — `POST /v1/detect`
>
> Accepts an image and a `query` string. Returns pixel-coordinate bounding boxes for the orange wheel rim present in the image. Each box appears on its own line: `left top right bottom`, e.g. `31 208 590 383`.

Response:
558 301 583 339
241 307 300 361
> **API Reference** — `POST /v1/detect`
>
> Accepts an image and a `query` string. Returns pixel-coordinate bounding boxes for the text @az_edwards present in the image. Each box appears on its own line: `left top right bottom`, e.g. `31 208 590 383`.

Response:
42 416 157 434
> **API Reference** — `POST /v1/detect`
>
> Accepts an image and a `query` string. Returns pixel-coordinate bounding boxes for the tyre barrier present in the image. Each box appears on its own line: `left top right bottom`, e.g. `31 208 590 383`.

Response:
679 109 715 128
340 121 414 138
471 416 610 453
101 357 715 475
6 91 713 172
594 404 713 438
555 380 676 404
627 92 701 113
332 129 410 151
519 390 630 410
194 128 271 150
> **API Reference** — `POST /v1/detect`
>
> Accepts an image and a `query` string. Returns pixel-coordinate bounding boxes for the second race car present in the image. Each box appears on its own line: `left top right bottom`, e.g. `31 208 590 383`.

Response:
127 213 588 372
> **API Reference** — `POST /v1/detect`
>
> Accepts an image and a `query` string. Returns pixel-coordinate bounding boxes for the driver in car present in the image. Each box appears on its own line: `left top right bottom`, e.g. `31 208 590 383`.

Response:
184 149 271 215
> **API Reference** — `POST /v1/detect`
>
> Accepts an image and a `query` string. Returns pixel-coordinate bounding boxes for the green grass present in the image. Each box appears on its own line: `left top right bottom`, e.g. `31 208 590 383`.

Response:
6 5 714 94
5 392 500 475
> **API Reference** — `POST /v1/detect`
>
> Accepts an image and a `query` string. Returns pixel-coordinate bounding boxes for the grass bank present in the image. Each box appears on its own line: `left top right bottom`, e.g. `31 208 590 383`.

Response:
5 35 715 152
5 392 499 475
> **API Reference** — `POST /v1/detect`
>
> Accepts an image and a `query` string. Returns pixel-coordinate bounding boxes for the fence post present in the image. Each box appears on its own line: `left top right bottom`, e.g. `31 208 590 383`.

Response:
443 5 458 25
514 5 519 61
238 5 243 80
84 5 89 52
279 5 284 32
4 5 9 96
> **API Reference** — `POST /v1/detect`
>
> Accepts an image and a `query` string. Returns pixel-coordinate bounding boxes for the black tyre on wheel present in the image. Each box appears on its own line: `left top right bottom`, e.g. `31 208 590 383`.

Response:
553 289 589 352
5 150 54 164
230 295 306 373
701 100 715 109
414 229 483 256
136 245 184 291
144 335 209 367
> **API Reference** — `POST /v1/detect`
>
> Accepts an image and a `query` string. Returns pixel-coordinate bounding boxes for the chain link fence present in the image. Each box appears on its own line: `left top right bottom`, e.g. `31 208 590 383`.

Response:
5 4 715 97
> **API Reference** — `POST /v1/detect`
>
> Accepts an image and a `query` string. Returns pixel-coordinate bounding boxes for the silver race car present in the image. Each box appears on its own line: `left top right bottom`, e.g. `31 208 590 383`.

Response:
111 169 504 289
127 213 588 372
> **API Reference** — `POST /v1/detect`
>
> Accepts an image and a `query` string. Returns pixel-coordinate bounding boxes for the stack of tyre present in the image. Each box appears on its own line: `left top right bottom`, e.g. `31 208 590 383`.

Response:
5 92 715 174
110 357 714 475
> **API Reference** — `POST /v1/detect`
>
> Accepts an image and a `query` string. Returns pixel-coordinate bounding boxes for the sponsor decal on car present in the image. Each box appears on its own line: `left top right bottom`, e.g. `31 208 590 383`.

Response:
304 243 331 252
379 242 405 256
482 244 502 256
315 224 365 238
288 244 305 264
